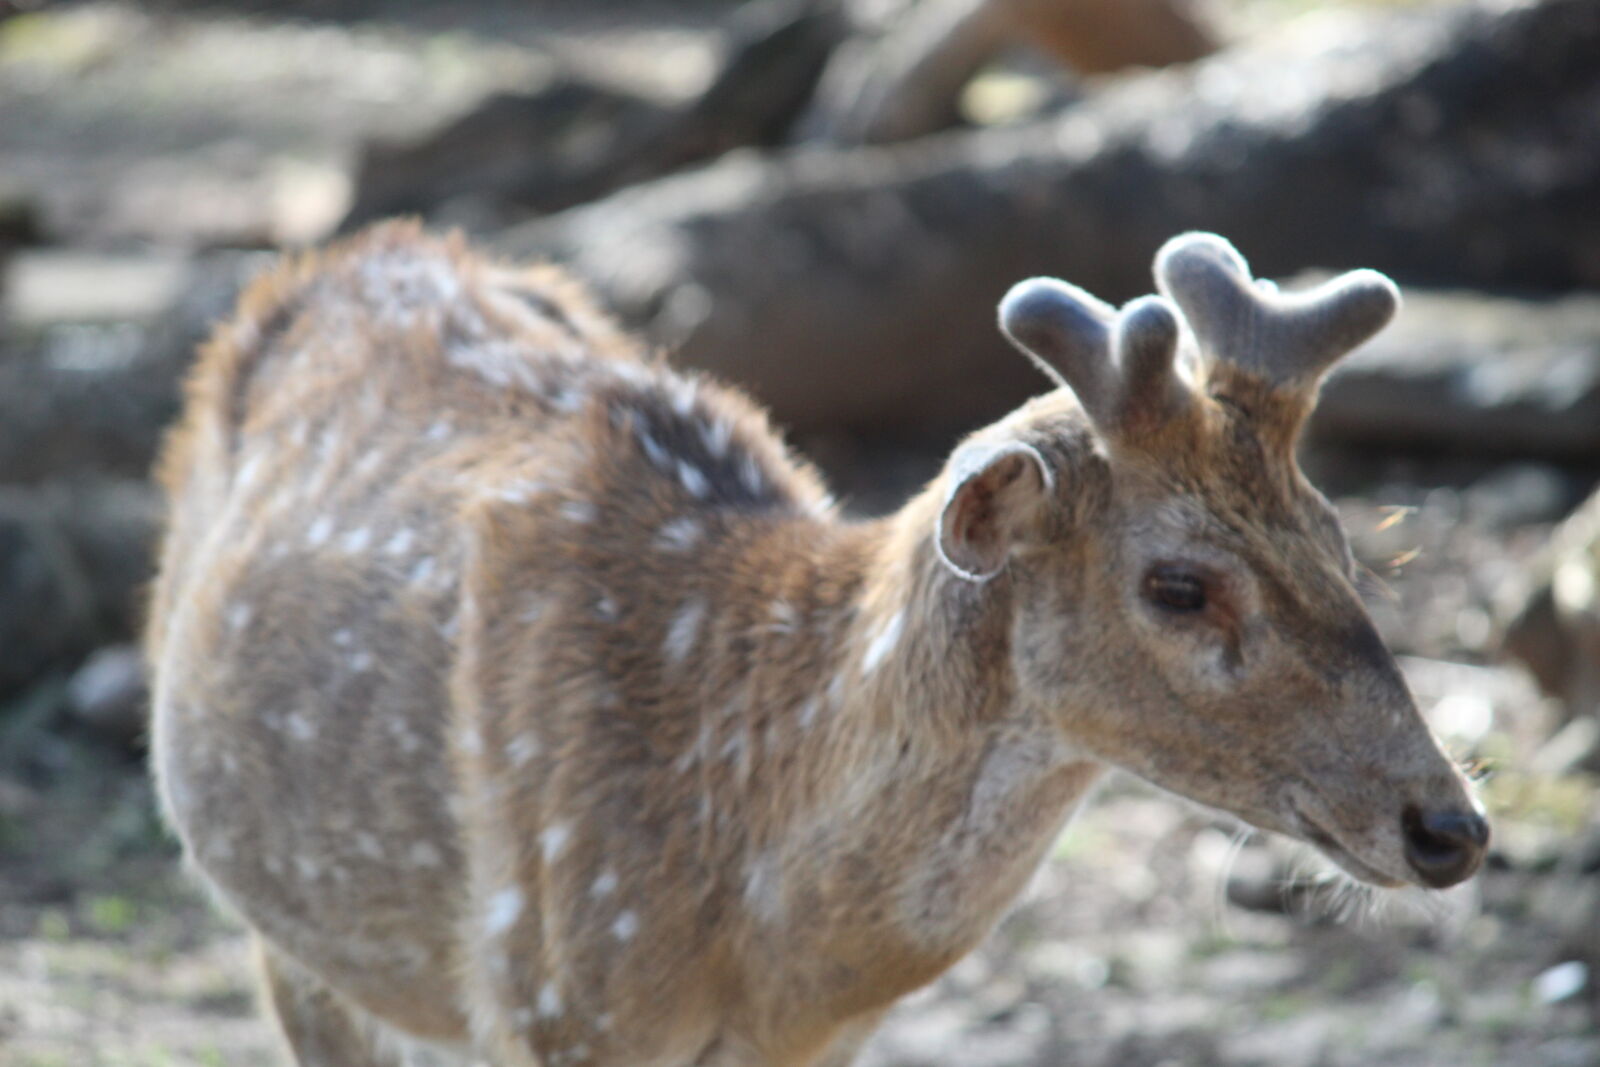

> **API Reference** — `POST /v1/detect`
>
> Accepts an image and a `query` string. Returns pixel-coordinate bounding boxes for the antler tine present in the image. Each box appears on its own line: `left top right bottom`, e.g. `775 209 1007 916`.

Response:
1000 280 1188 437
1111 295 1186 430
1154 232 1400 391
999 277 1117 424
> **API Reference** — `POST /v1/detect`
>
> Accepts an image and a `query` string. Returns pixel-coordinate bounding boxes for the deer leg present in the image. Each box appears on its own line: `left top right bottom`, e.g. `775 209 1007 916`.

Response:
809 1009 889 1067
255 936 394 1067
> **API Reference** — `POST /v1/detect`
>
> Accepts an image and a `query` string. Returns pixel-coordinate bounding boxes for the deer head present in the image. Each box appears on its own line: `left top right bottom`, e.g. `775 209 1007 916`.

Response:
934 233 1486 888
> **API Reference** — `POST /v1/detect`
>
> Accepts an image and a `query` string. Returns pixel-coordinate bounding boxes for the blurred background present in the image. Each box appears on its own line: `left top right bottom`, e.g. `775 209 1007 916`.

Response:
1 0 1598 1063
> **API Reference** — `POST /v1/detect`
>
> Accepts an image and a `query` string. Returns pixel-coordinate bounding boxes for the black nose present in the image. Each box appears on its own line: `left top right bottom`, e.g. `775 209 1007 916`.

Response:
1402 805 1489 888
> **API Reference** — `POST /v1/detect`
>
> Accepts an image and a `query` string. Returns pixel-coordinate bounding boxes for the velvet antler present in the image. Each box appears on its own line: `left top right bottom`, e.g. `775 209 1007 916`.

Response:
998 279 1188 438
1154 233 1399 393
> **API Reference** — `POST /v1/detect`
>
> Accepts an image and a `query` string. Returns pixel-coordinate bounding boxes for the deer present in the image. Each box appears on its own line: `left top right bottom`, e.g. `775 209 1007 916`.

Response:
146 221 1488 1067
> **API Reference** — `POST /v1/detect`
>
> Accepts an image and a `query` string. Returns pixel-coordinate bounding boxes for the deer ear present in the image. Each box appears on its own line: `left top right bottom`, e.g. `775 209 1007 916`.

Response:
935 441 1054 582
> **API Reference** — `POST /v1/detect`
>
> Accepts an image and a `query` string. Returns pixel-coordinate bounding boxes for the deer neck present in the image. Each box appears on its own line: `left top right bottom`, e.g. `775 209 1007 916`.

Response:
727 489 1104 972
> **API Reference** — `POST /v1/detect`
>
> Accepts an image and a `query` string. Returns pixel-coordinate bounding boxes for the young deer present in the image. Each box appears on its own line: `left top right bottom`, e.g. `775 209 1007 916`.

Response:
148 223 1487 1067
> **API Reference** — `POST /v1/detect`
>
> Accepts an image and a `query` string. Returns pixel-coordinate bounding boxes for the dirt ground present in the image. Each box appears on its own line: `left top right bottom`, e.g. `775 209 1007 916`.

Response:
2 2 1598 1065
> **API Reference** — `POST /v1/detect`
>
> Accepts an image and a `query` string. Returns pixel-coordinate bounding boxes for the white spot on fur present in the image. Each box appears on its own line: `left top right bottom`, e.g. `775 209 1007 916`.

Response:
637 425 672 470
506 732 541 767
226 602 252 632
355 832 384 860
353 450 383 479
295 855 320 882
287 711 316 742
410 557 437 586
332 628 354 647
449 338 544 393
538 982 563 1018
828 673 848 708
655 517 702 552
384 528 416 557
484 888 522 937
362 253 460 325
409 841 442 868
608 360 651 387
312 425 338 465
306 516 334 547
862 611 905 676
769 599 797 633
669 378 697 416
541 823 570 863
797 697 820 731
424 419 452 443
520 598 547 623
744 851 783 924
612 910 639 942
551 385 585 413
677 460 710 499
699 418 732 459
676 720 712 774
388 718 422 754
739 453 765 497
235 451 264 490
460 726 483 757
340 526 371 554
591 869 618 898
596 595 619 621
663 597 706 665
349 650 374 673
561 500 597 524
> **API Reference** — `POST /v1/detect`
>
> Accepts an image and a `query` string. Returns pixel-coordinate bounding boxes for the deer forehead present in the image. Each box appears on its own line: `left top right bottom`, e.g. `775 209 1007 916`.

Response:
1095 477 1341 583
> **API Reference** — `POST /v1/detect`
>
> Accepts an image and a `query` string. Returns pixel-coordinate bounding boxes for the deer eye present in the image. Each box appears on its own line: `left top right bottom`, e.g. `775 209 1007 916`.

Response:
1144 566 1208 613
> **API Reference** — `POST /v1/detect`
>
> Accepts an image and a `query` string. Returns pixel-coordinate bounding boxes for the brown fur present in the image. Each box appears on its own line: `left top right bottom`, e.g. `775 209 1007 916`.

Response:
148 223 1482 1066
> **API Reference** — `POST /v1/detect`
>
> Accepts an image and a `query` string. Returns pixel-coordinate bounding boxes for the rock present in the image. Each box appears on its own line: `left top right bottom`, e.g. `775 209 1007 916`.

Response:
1222 844 1305 915
3 249 189 329
1464 465 1582 529
1529 717 1600 778
800 0 1215 145
0 183 41 294
1500 487 1600 726
505 0 1600 439
64 644 147 749
341 81 671 229
1398 655 1550 748
0 479 161 699
341 0 846 229
1529 966 1593 1004
0 249 267 485
1311 289 1600 462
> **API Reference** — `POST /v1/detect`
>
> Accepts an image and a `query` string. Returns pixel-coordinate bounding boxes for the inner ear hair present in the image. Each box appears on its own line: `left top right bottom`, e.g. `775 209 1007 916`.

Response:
935 441 1053 583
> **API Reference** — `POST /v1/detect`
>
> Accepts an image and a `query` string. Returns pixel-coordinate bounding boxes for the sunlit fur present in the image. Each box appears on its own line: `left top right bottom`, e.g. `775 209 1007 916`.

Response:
147 224 1483 1066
